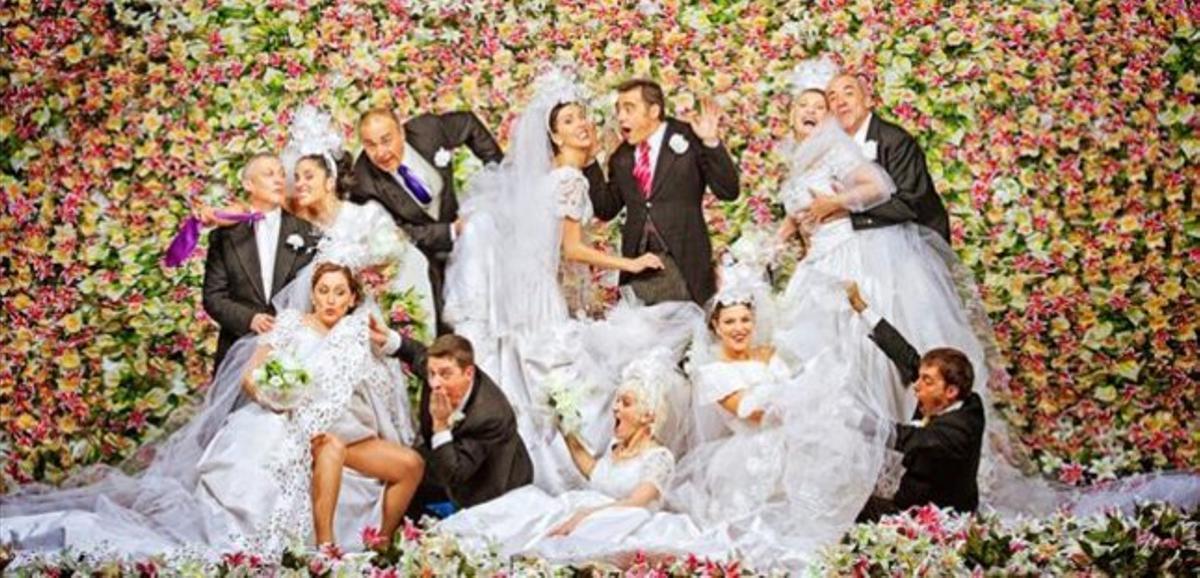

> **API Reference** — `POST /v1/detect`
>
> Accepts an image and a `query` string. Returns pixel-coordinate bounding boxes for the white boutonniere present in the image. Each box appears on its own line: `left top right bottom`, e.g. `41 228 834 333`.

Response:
861 140 879 161
668 133 690 155
448 409 466 428
285 233 305 251
433 147 452 168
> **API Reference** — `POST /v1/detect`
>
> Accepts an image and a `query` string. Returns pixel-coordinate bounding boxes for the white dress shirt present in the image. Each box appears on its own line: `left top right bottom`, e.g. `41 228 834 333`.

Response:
640 121 668 184
254 208 281 298
853 112 874 150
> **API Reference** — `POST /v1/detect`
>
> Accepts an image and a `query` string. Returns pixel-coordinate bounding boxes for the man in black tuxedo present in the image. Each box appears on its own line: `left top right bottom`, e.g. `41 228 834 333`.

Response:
202 154 318 370
371 321 532 509
352 109 504 333
807 74 950 242
846 283 984 522
583 79 740 306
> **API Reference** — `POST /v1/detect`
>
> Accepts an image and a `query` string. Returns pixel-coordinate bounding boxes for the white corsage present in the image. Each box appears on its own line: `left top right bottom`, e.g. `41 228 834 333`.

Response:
861 140 879 161
286 233 305 251
448 409 466 428
668 133 690 155
433 147 452 168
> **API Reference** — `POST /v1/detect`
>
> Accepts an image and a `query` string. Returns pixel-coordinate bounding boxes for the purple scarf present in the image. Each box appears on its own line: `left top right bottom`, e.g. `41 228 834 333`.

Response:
163 211 264 267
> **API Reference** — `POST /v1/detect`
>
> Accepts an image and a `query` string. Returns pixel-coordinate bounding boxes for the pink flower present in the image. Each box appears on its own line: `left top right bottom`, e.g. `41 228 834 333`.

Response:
402 518 422 542
1058 462 1085 485
361 525 388 550
319 542 344 560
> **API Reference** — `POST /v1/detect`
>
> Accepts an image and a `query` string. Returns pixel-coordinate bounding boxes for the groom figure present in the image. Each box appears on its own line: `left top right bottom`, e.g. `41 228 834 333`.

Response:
846 284 984 521
584 79 740 306
372 322 533 509
808 74 950 242
353 109 504 333
203 154 318 370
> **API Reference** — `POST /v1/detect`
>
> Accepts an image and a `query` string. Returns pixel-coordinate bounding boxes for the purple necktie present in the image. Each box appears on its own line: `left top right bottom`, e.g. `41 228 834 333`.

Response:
397 165 432 205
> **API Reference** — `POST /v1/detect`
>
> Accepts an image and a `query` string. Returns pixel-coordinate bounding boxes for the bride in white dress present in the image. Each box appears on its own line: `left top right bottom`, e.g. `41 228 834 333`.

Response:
195 262 421 552
0 263 420 558
669 261 891 571
437 352 731 565
442 67 701 494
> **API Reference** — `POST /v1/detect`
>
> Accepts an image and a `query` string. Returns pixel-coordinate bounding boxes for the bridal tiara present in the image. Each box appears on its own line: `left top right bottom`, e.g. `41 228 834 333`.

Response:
787 55 840 95
530 65 590 132
282 106 344 181
618 348 681 427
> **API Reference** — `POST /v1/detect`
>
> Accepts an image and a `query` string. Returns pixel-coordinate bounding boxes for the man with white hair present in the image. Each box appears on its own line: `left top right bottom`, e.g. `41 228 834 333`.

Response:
809 73 951 242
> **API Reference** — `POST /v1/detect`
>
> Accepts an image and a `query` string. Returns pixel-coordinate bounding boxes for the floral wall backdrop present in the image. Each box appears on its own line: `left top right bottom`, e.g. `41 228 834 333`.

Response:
1 0 1196 490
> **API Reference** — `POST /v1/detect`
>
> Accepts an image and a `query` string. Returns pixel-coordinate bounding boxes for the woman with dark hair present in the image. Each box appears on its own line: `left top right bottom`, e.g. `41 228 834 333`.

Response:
0 262 424 557
269 107 437 339
440 68 701 495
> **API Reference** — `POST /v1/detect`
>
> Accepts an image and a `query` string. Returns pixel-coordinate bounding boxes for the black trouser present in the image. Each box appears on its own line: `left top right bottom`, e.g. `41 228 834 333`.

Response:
856 495 900 523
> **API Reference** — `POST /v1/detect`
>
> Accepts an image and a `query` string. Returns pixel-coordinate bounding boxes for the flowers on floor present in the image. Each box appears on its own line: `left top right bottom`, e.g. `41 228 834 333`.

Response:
817 502 1199 576
6 503 1195 576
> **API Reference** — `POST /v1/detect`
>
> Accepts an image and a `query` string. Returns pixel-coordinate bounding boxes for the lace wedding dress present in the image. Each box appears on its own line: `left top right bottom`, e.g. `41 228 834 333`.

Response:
438 445 731 564
0 308 415 558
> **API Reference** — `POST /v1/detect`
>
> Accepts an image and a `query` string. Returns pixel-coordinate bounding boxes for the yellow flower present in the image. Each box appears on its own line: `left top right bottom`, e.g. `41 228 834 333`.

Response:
16 413 37 431
1179 73 1197 94
61 312 83 334
13 25 35 43
12 293 33 311
61 351 82 371
63 43 84 64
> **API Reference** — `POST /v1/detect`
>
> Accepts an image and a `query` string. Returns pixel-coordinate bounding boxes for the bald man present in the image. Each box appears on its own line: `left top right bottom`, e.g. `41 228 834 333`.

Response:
822 74 950 242
352 110 503 333
203 154 319 369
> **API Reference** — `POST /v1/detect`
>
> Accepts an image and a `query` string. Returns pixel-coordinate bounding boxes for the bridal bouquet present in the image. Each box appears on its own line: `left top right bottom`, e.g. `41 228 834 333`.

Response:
544 370 584 435
252 349 313 411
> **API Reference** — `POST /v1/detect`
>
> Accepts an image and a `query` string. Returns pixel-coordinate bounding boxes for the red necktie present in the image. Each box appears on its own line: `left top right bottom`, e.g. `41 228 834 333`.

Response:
633 141 652 199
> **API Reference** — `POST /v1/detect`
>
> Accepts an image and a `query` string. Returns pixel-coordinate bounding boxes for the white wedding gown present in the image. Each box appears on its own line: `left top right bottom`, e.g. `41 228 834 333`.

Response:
773 120 992 423
1 200 426 560
670 348 890 572
438 445 731 564
194 309 415 553
0 309 416 558
444 165 701 495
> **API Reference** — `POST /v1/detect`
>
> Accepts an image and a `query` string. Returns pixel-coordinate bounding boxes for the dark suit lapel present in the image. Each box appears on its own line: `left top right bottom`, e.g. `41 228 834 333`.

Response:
649 122 680 200
270 215 299 297
866 113 883 143
456 373 485 432
230 223 266 304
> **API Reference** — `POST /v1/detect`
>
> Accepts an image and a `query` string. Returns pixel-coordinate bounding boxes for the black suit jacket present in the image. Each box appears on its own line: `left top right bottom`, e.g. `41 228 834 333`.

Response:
851 115 951 242
394 338 533 508
583 118 740 306
869 317 984 513
352 112 503 323
202 213 318 368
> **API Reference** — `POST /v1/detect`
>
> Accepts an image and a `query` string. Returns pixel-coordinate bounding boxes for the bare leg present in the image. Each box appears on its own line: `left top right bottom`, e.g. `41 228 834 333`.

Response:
311 433 347 545
345 438 425 540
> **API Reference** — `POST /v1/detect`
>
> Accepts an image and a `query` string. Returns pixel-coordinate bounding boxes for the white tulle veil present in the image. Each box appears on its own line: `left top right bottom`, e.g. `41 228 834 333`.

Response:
444 64 591 340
